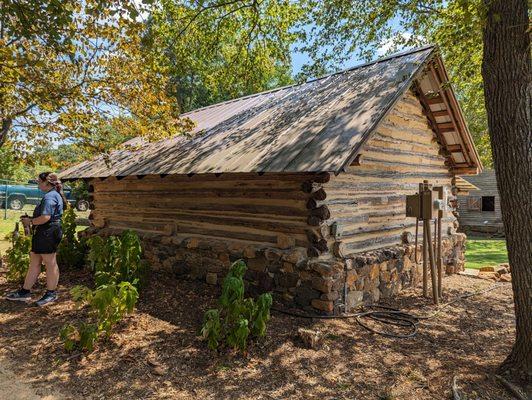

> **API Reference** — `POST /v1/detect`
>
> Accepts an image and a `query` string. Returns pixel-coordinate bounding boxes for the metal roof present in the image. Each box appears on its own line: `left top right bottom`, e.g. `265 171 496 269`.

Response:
61 46 447 179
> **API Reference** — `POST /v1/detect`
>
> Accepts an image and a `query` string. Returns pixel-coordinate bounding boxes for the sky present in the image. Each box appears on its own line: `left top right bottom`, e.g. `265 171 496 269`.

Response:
289 20 412 77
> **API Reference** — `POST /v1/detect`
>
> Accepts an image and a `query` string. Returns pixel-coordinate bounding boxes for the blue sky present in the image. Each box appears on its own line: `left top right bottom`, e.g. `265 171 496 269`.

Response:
289 17 412 77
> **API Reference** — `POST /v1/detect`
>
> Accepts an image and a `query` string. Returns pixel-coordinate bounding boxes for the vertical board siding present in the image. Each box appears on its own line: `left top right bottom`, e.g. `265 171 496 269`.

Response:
324 91 456 254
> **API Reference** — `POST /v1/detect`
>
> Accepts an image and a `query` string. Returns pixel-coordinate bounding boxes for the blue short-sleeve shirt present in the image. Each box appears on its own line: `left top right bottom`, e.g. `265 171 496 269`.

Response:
33 190 64 222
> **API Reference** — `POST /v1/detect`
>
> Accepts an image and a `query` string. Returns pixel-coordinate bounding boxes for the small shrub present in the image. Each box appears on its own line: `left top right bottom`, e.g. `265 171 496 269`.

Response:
87 230 146 287
57 207 87 268
201 260 272 352
61 281 139 351
61 230 145 352
5 226 31 282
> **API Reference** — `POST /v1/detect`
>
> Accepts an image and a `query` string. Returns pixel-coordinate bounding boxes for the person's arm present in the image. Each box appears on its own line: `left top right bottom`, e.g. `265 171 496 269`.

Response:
31 215 51 225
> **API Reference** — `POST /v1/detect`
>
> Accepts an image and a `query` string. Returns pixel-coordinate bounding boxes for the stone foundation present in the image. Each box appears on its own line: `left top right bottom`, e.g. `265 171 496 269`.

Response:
80 228 466 314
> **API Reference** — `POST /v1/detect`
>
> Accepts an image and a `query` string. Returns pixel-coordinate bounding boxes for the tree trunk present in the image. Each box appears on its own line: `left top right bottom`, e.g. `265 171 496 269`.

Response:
482 0 531 382
0 118 12 146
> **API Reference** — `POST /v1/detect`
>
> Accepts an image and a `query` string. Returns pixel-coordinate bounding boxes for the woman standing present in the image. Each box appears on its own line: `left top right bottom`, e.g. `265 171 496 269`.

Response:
6 172 67 306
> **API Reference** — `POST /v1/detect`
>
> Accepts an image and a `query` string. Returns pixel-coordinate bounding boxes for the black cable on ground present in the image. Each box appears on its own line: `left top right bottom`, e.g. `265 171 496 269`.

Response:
271 283 501 339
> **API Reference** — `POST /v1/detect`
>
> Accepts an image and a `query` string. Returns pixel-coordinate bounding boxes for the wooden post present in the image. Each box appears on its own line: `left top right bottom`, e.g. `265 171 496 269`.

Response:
422 220 428 298
420 183 428 297
437 216 443 297
426 220 439 305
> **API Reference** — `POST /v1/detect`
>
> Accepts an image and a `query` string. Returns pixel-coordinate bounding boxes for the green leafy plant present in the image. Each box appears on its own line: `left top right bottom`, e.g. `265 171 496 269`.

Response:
5 227 31 282
87 230 146 287
201 260 273 353
60 230 145 352
57 207 87 268
61 280 139 352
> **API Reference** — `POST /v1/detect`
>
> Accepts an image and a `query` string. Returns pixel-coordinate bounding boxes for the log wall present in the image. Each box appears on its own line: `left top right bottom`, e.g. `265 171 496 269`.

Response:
322 90 458 255
88 172 331 250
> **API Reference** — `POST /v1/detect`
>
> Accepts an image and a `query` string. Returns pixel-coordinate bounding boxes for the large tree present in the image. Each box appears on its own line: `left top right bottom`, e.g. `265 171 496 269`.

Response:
298 0 531 383
1 0 301 155
145 0 301 113
0 0 191 152
481 0 531 380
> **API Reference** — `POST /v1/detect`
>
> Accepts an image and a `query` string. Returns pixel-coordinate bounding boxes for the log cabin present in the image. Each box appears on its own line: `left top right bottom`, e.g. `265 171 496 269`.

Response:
457 170 504 237
60 45 482 314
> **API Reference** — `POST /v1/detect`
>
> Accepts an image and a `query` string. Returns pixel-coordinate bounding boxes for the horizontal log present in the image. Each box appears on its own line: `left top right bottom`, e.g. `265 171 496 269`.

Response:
95 188 309 201
96 179 307 193
301 181 322 193
94 199 308 217
437 122 454 130
427 95 444 105
307 246 321 257
100 211 307 235
307 215 323 226
431 110 450 117
339 217 455 238
311 188 327 201
310 205 330 220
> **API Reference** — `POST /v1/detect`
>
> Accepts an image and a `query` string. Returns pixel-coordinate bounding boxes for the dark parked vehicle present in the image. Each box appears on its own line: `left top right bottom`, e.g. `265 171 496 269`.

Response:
0 181 89 211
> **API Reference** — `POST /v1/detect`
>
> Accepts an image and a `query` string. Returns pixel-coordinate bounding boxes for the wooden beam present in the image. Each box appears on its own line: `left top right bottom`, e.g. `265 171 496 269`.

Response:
447 144 462 152
452 166 479 175
439 127 456 133
429 64 474 167
427 95 444 105
437 122 454 130
432 110 450 117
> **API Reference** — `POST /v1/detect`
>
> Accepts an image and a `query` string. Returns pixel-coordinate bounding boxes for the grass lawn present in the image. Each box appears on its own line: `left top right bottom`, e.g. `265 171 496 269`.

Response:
465 237 509 269
0 205 89 255
0 206 29 255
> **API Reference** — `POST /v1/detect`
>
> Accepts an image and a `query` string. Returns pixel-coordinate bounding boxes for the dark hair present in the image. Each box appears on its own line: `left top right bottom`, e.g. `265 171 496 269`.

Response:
39 172 68 209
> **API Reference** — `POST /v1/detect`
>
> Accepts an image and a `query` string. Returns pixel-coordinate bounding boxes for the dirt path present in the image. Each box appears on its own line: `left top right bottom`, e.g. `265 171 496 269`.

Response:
0 357 62 400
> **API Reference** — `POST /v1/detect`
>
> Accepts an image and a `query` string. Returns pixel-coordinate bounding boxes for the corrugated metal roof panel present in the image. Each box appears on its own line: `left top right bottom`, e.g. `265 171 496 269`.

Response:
60 46 436 179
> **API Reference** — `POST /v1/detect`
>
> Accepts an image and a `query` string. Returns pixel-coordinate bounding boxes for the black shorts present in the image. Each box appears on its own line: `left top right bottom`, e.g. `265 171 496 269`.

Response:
31 224 63 254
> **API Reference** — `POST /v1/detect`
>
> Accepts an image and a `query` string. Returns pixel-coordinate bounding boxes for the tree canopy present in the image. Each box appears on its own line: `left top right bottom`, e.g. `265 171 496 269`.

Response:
0 0 192 153
146 0 302 113
0 0 302 157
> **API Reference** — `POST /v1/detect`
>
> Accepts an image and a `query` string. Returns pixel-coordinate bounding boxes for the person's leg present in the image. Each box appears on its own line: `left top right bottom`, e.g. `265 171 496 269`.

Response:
23 252 43 290
6 252 42 301
41 253 59 291
33 253 59 306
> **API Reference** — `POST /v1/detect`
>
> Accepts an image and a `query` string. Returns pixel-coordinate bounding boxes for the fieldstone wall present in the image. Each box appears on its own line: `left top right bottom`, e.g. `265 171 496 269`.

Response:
342 233 466 312
80 228 466 315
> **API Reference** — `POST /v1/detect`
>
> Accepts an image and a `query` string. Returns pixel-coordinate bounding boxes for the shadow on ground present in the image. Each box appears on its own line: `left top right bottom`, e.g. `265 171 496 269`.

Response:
0 265 518 400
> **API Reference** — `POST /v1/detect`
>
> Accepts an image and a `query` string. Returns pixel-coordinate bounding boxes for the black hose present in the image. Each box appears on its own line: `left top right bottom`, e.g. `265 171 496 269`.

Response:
271 283 501 339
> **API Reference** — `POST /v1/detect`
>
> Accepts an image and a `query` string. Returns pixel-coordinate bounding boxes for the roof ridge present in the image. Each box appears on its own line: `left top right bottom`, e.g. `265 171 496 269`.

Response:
182 44 436 116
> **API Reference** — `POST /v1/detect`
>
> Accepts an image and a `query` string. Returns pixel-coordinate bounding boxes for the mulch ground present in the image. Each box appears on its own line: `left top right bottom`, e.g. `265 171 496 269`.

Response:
0 264 520 399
